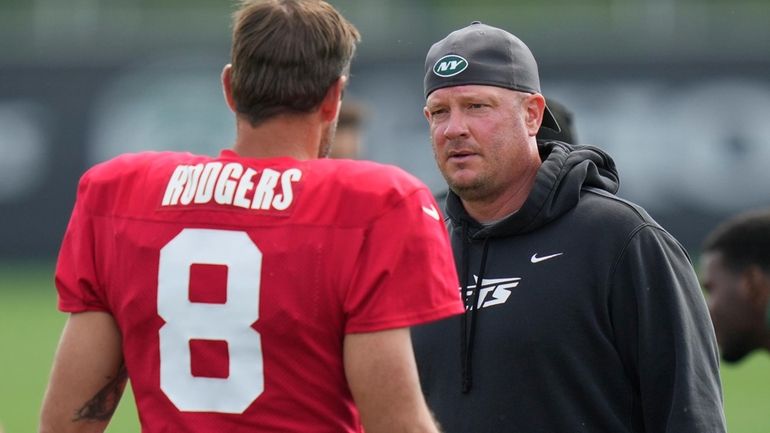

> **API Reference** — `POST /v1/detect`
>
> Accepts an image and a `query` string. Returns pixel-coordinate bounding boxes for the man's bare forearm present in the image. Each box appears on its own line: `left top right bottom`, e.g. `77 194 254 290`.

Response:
73 363 128 422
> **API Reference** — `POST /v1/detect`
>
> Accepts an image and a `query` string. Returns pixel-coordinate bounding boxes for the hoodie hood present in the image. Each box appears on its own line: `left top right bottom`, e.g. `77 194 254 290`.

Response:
446 141 619 238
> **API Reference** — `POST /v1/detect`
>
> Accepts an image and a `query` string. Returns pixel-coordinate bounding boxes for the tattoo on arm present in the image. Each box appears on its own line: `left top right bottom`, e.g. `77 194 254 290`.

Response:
73 363 129 422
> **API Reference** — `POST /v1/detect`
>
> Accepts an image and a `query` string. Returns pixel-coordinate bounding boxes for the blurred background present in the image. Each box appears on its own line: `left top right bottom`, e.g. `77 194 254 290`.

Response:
0 0 768 432
2 0 770 258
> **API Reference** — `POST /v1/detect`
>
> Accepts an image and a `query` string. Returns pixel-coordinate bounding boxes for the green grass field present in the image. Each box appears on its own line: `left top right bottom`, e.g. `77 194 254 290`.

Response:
2 262 769 432
0 263 140 433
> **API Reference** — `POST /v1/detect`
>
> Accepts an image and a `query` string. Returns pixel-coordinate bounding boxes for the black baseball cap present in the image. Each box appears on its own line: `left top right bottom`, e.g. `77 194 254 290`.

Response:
424 21 560 132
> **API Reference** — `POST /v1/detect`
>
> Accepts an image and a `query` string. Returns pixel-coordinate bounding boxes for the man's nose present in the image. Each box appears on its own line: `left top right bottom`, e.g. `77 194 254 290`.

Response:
442 111 469 140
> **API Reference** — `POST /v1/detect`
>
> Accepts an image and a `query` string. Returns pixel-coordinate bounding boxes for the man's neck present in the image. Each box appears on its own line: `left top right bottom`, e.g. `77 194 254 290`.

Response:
231 113 323 160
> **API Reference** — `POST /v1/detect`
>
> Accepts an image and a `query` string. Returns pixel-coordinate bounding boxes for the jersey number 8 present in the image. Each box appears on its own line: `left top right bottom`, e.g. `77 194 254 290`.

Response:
158 228 264 413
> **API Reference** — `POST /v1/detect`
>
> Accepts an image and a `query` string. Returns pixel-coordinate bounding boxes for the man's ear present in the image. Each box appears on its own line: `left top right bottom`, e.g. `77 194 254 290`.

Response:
319 76 347 122
221 64 237 113
524 93 546 136
744 265 770 306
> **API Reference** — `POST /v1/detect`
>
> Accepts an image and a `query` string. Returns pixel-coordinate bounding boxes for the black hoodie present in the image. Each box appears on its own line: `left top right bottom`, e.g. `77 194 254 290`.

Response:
412 142 726 433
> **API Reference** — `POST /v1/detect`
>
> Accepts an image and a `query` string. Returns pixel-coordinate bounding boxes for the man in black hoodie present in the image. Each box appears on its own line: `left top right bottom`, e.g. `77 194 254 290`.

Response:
412 21 727 432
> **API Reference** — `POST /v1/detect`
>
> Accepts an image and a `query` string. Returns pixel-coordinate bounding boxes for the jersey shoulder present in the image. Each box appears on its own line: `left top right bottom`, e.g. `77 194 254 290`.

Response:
304 159 433 223
77 151 208 214
311 158 427 199
83 151 199 183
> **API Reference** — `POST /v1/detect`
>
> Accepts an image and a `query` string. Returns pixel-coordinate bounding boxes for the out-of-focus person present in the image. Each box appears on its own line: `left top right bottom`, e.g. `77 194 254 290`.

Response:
329 100 367 159
536 97 577 144
701 208 770 363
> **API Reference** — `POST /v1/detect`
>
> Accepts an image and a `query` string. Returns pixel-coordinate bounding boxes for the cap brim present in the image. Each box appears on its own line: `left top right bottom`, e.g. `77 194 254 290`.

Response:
541 105 561 132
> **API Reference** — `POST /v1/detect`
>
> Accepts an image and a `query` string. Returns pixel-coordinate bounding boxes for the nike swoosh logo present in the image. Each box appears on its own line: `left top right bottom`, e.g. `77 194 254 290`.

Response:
530 252 563 263
422 204 440 221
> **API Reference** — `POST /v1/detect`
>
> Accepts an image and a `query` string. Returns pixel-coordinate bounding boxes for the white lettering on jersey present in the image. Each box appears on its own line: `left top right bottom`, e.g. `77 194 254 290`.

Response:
251 168 280 210
273 168 302 210
215 162 242 205
162 165 189 205
194 162 223 204
234 168 257 209
162 162 301 211
180 164 204 205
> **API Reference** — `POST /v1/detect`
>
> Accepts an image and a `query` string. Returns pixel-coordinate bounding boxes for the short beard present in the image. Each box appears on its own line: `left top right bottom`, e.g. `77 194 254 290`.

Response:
437 157 495 203
446 177 496 202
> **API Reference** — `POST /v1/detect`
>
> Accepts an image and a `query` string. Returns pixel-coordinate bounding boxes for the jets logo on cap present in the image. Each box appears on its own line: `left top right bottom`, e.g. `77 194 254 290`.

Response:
433 54 468 77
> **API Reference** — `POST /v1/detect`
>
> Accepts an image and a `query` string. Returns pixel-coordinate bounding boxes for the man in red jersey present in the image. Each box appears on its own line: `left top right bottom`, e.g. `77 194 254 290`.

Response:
38 1 463 432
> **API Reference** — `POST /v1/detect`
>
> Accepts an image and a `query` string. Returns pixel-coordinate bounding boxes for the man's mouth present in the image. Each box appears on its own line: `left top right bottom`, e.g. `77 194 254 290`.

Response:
447 150 477 162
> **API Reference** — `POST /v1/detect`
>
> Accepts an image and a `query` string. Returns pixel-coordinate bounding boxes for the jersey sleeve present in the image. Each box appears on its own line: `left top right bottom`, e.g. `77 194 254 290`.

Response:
609 225 727 432
343 187 463 334
55 171 109 313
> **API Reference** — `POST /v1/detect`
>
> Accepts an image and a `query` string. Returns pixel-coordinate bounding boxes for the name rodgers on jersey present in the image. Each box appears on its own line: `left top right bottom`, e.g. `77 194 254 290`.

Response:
161 162 302 211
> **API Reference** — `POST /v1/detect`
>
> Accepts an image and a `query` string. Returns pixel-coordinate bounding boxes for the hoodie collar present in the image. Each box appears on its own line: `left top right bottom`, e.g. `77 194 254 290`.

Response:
446 141 619 239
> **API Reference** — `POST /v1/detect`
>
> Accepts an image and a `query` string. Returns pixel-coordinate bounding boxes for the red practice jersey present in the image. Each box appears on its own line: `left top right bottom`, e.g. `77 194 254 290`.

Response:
55 150 462 432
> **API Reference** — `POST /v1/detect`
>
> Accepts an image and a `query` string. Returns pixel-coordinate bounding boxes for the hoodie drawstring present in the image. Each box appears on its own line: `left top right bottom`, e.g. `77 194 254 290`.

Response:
461 227 491 394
